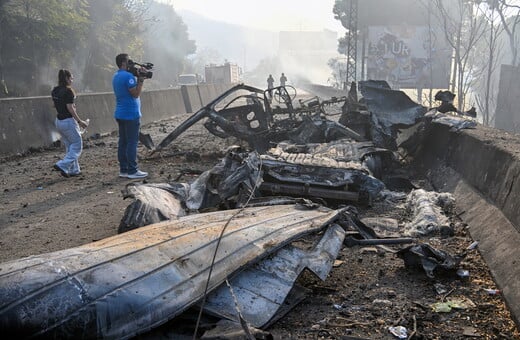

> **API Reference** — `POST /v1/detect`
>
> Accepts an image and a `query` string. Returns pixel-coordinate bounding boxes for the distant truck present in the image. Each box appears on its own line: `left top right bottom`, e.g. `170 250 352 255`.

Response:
178 74 201 86
205 62 241 84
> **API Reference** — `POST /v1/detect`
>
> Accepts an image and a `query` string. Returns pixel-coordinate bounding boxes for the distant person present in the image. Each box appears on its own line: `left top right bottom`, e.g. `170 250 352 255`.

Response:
51 69 88 178
280 72 287 87
267 74 274 99
112 53 148 179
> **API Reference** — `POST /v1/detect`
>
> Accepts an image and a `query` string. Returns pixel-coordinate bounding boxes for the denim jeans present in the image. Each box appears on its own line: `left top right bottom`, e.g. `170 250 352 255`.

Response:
55 118 82 174
117 118 140 174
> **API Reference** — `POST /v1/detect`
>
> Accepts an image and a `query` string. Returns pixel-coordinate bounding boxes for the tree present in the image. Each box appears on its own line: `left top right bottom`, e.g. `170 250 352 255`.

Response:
333 0 354 88
79 0 143 92
494 0 520 66
327 57 347 89
469 2 505 125
141 1 196 89
0 0 89 96
431 0 487 110
0 0 200 96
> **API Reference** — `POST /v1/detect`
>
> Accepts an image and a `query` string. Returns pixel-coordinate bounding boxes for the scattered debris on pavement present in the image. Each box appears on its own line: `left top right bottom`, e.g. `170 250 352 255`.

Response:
1 81 517 339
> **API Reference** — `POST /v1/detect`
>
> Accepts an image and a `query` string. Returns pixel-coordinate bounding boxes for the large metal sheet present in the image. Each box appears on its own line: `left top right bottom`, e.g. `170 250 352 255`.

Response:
0 204 340 339
203 224 346 328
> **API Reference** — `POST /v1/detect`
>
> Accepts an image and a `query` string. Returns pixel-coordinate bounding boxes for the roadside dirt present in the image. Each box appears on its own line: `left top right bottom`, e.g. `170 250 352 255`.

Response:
0 113 519 339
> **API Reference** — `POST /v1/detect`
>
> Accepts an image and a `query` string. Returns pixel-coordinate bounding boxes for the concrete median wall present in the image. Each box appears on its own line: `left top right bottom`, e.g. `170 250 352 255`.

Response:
417 122 520 327
0 84 229 157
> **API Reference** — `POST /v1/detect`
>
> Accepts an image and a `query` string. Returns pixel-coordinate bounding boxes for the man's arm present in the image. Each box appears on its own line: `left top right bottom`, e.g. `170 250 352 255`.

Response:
129 77 144 98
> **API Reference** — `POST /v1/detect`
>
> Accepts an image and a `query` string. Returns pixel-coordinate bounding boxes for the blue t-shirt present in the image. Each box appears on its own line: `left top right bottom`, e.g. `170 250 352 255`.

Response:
112 69 141 120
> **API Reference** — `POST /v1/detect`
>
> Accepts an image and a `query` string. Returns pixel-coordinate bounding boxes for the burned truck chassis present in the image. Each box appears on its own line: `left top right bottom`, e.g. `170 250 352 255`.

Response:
150 84 362 154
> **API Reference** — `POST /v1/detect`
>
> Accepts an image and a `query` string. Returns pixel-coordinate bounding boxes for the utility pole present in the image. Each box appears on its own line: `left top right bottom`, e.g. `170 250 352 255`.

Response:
345 0 358 89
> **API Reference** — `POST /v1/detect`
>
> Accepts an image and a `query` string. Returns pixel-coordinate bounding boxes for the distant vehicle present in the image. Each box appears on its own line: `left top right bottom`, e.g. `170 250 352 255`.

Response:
178 74 200 86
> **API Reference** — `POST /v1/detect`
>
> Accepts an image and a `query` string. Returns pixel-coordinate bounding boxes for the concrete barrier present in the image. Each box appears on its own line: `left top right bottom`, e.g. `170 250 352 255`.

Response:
140 88 187 125
198 83 229 105
0 85 229 157
184 85 203 111
75 92 117 137
0 96 57 156
198 85 214 105
421 123 520 232
416 122 520 327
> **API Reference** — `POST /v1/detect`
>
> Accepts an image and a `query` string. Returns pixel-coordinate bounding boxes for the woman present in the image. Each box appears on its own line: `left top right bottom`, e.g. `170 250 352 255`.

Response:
51 69 88 177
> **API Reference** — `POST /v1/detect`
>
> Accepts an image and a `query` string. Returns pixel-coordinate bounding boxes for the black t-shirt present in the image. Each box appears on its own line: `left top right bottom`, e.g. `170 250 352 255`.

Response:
51 86 75 120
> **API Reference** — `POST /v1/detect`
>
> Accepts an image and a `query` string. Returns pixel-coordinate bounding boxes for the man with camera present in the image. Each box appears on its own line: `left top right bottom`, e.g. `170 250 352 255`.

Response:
112 53 150 179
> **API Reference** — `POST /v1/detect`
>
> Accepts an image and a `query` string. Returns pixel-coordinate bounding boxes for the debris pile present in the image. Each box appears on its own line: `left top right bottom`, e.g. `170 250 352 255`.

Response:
403 189 454 237
1 81 511 339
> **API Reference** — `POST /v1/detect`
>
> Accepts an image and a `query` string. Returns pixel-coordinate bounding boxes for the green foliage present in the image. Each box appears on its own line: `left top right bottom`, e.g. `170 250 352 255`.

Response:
337 36 348 55
333 0 350 29
327 57 347 89
0 0 195 96
0 0 89 96
80 0 142 92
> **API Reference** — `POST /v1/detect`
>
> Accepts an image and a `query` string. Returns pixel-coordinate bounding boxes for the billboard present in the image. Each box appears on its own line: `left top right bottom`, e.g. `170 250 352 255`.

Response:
366 25 450 89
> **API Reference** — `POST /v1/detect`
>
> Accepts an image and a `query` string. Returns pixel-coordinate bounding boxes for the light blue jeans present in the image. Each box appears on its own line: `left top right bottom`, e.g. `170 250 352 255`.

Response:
55 118 82 175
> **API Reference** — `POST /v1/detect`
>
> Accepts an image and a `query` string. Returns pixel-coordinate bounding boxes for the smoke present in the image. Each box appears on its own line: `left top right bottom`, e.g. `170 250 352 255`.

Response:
178 9 341 88
278 30 341 86
178 9 279 72
142 2 196 89
279 51 335 87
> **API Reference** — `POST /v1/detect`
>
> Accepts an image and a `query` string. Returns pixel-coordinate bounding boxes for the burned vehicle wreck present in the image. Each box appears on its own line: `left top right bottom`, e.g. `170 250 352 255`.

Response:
146 83 365 154
126 83 400 230
119 141 392 233
129 80 462 227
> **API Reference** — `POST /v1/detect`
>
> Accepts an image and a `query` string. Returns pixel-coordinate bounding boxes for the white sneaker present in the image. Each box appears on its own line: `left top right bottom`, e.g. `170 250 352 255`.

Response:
119 172 129 178
127 170 148 179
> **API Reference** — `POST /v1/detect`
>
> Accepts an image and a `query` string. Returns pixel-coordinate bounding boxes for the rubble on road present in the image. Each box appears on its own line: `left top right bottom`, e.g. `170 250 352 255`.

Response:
1 81 516 339
113 81 497 338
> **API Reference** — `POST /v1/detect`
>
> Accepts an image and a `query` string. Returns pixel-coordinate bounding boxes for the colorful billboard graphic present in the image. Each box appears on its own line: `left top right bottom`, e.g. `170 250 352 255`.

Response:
367 25 450 89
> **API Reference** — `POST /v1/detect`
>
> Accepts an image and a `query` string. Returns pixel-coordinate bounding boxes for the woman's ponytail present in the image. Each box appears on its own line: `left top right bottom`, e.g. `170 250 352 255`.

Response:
58 69 71 87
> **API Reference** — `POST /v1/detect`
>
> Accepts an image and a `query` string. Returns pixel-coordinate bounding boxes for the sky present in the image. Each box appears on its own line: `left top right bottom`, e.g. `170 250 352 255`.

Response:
165 0 345 34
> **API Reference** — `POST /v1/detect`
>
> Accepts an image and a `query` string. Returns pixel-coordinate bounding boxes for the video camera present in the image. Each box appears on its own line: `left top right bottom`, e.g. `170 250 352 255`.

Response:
127 59 154 79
